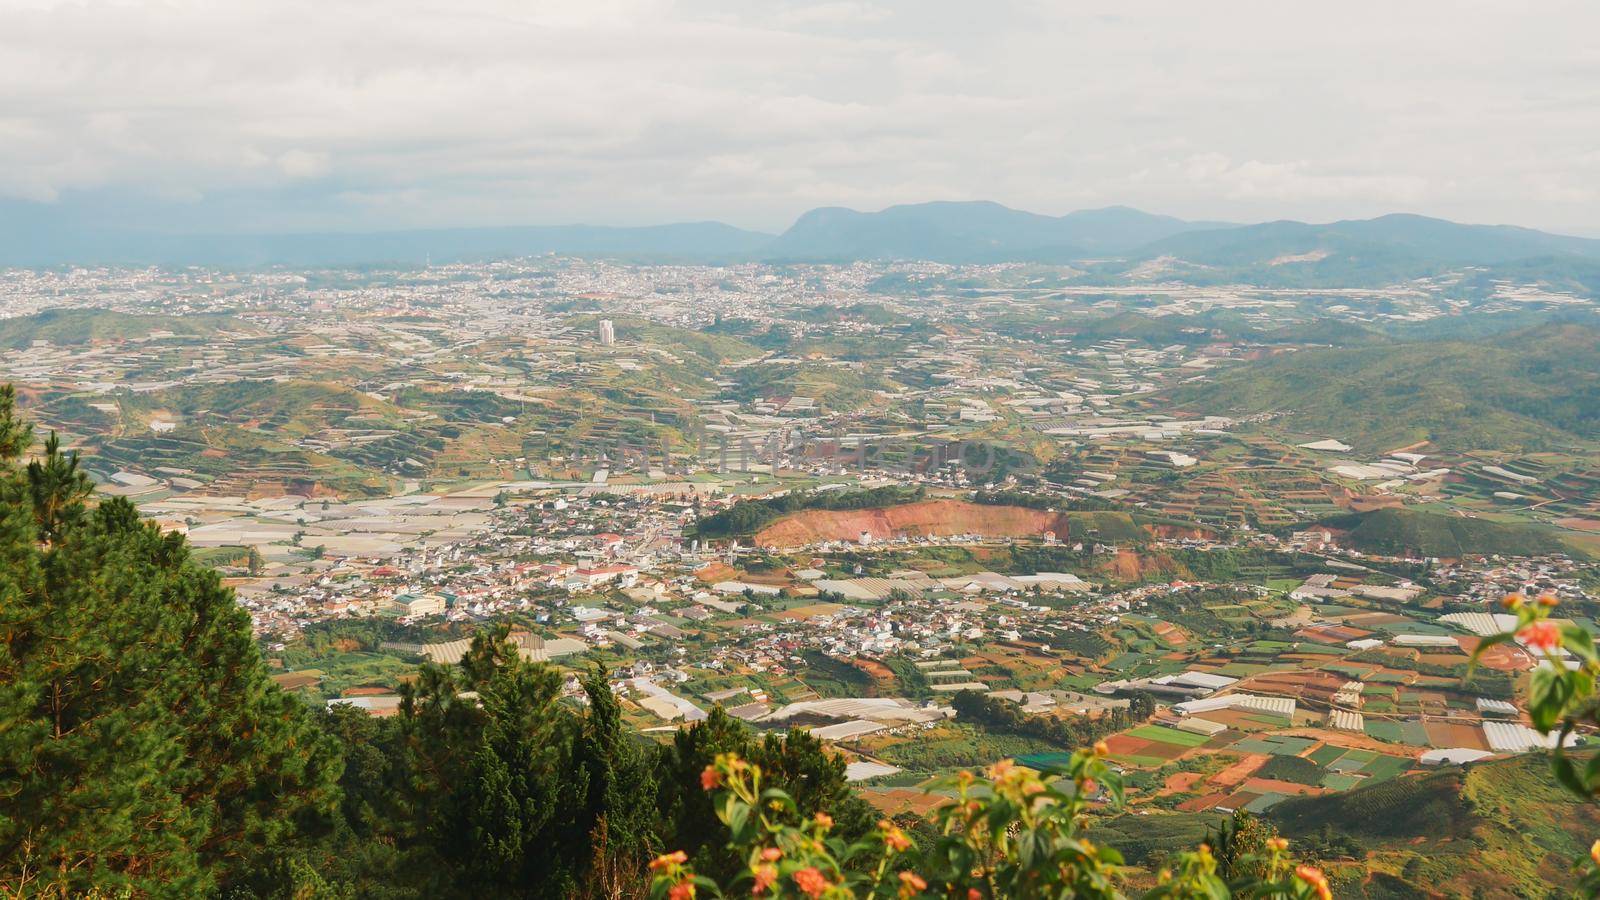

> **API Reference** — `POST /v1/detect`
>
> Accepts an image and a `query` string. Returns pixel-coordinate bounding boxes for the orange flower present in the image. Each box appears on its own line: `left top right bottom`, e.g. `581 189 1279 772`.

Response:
651 850 688 871
1538 592 1560 608
1092 739 1110 757
883 816 908 845
1022 780 1045 796
1267 836 1289 853
813 812 834 830
793 866 830 898
989 759 1015 779
1500 592 1526 610
967 890 983 900
1296 865 1332 900
1518 620 1562 654
701 765 722 791
752 864 778 894
1080 778 1097 796
761 846 783 862
1591 839 1600 867
898 870 928 897
668 883 696 900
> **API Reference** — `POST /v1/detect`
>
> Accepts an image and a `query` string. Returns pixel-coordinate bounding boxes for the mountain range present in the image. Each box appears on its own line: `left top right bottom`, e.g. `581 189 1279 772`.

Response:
7 201 1600 288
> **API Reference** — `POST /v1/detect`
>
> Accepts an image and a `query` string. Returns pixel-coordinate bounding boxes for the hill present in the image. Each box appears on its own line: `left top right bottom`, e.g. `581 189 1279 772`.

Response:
1124 214 1600 287
1167 322 1600 452
1322 508 1575 559
0 308 242 349
12 201 1600 281
1266 753 1600 898
762 201 1225 263
750 499 1074 548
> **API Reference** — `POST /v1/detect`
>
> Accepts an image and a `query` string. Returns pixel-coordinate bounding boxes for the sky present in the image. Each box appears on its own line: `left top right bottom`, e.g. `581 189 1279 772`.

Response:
5 0 1600 236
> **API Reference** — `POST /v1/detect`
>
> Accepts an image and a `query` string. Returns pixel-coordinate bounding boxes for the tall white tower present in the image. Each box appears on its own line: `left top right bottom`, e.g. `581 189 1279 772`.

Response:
598 319 616 346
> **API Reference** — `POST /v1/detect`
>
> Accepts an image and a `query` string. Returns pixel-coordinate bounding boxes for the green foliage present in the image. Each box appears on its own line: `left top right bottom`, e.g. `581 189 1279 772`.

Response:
693 486 924 540
1169 322 1600 452
0 308 239 350
654 707 874 882
0 384 32 460
1325 508 1571 559
951 689 1152 751
0 381 341 897
1207 811 1283 887
651 751 1333 899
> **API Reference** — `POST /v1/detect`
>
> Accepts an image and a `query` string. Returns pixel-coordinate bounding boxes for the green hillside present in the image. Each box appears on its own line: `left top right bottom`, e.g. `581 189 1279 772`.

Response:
1169 323 1600 452
1324 507 1574 559
0 308 242 349
1268 753 1600 898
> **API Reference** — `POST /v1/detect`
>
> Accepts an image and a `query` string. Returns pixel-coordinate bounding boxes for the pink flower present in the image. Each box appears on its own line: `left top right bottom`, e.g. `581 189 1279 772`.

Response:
701 765 722 791
668 883 696 900
1518 620 1561 654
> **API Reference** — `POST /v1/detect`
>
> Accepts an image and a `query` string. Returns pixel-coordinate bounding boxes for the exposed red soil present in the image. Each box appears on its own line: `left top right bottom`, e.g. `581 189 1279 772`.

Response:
752 500 1072 548
1208 753 1271 788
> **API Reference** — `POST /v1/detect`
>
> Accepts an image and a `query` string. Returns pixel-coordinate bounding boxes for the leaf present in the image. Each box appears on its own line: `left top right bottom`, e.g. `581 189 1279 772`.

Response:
1561 624 1599 665
1528 666 1575 733
758 787 795 813
727 802 751 842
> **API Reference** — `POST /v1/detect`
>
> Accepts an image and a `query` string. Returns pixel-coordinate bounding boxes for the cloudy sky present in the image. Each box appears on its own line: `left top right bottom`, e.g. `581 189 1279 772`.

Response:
5 0 1599 235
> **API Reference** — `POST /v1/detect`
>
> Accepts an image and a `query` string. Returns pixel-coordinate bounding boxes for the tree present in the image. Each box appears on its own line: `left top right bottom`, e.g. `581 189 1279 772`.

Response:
0 393 341 898
0 384 32 461
578 665 657 890
653 706 873 882
25 431 92 543
1208 811 1280 887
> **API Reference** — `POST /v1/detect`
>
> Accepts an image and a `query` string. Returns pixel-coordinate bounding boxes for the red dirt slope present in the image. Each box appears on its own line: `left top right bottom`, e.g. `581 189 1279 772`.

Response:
753 500 1070 548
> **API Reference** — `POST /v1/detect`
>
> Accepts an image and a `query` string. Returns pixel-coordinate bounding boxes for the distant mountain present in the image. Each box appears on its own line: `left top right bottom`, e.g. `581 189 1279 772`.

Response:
1118 213 1600 287
1167 322 1600 452
0 222 775 268
6 200 1600 279
761 201 1228 263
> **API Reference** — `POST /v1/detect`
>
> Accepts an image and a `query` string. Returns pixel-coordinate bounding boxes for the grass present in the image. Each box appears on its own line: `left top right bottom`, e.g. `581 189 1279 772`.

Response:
1126 725 1212 748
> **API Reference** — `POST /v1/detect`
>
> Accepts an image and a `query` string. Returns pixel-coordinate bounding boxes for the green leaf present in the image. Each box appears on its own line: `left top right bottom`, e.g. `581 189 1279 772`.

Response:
1561 624 1599 665
1528 666 1575 733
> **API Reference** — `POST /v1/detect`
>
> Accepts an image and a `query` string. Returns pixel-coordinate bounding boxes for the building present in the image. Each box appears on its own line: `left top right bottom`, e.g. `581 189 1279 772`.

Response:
393 592 446 617
598 319 616 346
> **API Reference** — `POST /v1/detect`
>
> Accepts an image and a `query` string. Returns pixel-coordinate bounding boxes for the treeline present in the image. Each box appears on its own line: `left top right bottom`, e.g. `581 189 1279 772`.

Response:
692 485 924 539
312 636 874 898
951 689 1155 750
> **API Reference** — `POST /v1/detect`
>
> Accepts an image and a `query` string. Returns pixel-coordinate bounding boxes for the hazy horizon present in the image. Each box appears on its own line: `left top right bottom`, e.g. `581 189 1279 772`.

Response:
6 0 1600 239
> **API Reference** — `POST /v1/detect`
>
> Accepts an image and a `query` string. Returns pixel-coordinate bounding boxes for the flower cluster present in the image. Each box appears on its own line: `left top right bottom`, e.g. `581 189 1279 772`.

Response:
649 748 1334 899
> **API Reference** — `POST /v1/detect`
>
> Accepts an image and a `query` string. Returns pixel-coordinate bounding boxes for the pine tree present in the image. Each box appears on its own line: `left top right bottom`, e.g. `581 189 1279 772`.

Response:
0 389 340 897
25 431 92 543
578 665 657 888
0 384 32 461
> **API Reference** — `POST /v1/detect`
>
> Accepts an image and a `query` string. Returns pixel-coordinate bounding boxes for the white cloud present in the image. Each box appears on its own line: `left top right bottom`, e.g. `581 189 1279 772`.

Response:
0 0 1596 233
